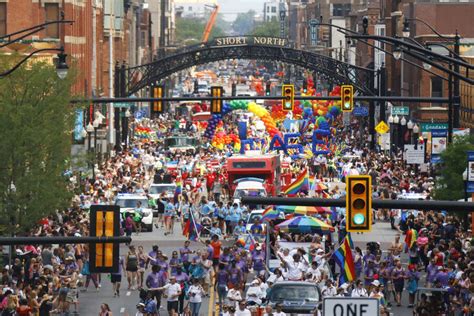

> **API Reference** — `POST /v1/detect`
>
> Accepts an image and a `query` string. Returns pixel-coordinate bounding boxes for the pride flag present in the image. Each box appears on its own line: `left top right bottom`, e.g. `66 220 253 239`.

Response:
283 169 309 195
332 234 356 283
405 228 418 249
183 211 202 241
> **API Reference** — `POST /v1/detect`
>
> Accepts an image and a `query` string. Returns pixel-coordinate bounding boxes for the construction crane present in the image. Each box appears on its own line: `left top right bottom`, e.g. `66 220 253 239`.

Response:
201 4 220 43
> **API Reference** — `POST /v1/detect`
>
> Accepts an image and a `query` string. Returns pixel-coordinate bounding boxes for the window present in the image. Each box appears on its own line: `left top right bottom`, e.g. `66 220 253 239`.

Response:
0 3 6 37
267 6 270 12
271 6 277 13
431 77 443 97
188 6 192 11
332 3 351 17
232 161 266 168
45 3 60 38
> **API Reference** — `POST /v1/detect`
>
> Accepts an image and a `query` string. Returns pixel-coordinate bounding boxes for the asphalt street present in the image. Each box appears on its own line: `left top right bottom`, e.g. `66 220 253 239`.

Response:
78 221 414 316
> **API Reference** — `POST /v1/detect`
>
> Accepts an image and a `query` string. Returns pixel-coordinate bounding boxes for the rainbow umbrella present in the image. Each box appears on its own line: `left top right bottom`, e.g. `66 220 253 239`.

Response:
275 215 335 234
275 205 331 215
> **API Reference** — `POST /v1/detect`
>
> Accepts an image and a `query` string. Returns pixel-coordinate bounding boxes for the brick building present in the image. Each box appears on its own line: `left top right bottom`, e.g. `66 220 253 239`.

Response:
0 0 153 98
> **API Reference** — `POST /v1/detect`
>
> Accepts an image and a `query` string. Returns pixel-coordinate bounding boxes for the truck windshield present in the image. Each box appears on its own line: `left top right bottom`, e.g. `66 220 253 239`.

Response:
165 138 197 147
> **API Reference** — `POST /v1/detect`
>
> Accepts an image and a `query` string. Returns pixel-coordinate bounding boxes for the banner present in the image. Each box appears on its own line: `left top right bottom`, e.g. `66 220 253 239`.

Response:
431 129 447 163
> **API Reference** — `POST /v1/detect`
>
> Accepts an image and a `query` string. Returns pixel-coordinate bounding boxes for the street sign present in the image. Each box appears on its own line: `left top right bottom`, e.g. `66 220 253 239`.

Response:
375 121 389 134
379 133 390 150
467 151 474 193
391 106 409 116
343 112 351 126
323 297 379 316
431 129 448 164
114 102 133 108
353 106 369 117
421 123 448 133
404 144 425 164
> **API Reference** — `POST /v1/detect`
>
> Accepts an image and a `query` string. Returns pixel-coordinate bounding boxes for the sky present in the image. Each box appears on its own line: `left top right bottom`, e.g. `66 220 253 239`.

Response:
218 0 265 21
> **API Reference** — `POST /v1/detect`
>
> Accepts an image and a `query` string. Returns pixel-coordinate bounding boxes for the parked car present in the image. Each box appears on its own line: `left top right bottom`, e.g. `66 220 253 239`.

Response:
115 194 154 232
266 281 321 314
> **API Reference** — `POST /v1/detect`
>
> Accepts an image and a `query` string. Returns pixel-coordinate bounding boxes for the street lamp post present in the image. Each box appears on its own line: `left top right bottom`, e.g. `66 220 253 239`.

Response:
400 116 407 146
407 120 414 144
388 115 394 156
463 169 468 202
92 119 100 180
413 123 420 149
7 182 16 265
124 109 131 149
86 122 94 178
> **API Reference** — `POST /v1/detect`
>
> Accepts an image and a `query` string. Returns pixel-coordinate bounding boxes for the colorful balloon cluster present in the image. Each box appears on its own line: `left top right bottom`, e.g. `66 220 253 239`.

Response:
204 100 281 142
211 130 241 151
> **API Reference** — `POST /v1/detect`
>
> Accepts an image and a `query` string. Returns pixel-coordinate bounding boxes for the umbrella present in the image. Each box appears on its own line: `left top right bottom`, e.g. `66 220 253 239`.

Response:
275 205 331 215
275 215 335 234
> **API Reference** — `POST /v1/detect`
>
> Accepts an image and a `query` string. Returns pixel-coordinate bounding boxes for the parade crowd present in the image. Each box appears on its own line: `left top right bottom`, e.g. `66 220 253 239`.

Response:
0 107 473 316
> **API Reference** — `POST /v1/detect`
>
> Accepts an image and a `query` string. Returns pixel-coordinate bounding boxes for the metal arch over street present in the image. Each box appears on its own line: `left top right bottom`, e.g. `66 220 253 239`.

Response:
126 36 375 96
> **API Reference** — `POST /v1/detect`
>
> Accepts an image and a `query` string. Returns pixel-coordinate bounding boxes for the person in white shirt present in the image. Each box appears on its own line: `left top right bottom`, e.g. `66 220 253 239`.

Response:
305 261 322 283
226 284 243 308
351 280 368 297
187 278 204 316
279 253 308 281
235 300 251 316
321 279 337 297
154 276 182 315
246 279 264 306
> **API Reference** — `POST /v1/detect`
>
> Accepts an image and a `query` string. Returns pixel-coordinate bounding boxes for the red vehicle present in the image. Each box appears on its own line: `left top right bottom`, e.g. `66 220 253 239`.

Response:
226 154 281 196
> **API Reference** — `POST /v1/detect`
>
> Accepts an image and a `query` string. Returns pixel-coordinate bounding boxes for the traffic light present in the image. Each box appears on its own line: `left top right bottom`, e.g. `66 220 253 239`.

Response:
346 175 372 232
341 85 354 112
210 86 223 114
282 84 294 111
89 205 120 273
265 82 271 96
151 84 164 114
231 83 236 96
302 80 307 93
193 80 198 94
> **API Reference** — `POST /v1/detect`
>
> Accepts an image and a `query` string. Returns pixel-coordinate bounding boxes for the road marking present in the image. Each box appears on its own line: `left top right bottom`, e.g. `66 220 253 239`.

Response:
120 307 125 313
126 291 131 296
208 282 215 316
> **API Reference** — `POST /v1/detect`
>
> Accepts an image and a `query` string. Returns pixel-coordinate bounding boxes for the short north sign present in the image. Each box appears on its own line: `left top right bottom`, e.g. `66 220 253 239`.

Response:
213 36 288 47
323 298 379 316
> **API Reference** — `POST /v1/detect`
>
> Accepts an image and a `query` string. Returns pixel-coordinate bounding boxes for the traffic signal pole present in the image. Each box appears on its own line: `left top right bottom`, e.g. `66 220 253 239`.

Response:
241 196 474 213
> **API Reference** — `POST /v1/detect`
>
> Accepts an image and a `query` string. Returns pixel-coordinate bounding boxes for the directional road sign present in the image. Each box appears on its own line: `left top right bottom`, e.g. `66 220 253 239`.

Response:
391 106 409 116
323 297 379 316
375 121 389 134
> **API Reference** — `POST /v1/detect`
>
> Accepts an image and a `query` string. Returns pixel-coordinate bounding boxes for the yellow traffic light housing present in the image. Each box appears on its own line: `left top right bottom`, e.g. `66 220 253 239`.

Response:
211 86 223 114
346 175 372 232
341 85 354 112
151 84 164 113
282 84 294 111
89 205 120 273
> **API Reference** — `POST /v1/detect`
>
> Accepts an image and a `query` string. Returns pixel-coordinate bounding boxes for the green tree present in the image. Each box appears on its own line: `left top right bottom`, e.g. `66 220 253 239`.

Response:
252 19 280 36
433 135 474 201
175 17 225 46
0 57 75 234
232 10 256 35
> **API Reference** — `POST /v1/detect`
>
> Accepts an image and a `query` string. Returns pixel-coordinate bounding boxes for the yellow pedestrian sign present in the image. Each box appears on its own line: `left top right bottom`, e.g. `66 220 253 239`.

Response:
375 121 389 134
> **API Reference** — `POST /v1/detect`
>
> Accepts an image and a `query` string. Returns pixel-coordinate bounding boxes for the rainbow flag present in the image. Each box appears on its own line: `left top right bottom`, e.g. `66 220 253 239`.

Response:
405 228 418 249
283 169 309 195
309 175 316 190
332 234 356 283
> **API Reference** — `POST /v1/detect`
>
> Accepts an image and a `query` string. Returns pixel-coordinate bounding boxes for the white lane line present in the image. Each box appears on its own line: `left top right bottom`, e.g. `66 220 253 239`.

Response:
120 307 125 313
126 291 131 296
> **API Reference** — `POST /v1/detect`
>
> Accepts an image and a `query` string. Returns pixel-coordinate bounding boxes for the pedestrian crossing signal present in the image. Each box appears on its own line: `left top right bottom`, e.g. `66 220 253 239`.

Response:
341 85 354 112
282 84 294 111
346 175 372 232
89 205 120 273
265 82 271 96
151 85 164 113
302 80 307 93
211 86 223 114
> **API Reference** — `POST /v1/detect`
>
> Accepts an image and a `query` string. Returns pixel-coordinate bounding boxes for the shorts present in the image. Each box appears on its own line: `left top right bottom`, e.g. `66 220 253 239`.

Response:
212 258 219 266
111 274 122 283
167 301 179 312
126 267 138 272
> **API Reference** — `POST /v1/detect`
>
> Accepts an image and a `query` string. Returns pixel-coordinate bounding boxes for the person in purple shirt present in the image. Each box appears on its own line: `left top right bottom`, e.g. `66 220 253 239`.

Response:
174 266 189 315
219 248 232 268
435 266 450 287
146 245 159 269
179 241 193 272
228 260 243 289
364 260 376 287
252 246 265 276
426 259 438 287
169 251 182 275
205 240 214 261
149 250 169 272
111 256 126 297
234 252 249 282
214 263 229 307
146 265 168 310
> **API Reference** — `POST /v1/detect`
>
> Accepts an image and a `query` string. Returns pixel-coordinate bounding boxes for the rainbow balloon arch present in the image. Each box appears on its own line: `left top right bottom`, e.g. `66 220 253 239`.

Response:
203 89 343 156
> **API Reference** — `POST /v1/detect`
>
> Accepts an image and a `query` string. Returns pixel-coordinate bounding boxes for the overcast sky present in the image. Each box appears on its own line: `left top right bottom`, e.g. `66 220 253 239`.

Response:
218 0 265 21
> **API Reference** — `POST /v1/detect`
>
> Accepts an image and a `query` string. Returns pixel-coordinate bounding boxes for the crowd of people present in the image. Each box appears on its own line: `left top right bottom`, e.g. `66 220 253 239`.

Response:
0 100 473 316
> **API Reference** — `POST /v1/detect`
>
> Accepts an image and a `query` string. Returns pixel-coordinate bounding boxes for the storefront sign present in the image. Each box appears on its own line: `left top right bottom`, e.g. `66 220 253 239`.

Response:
467 151 474 193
